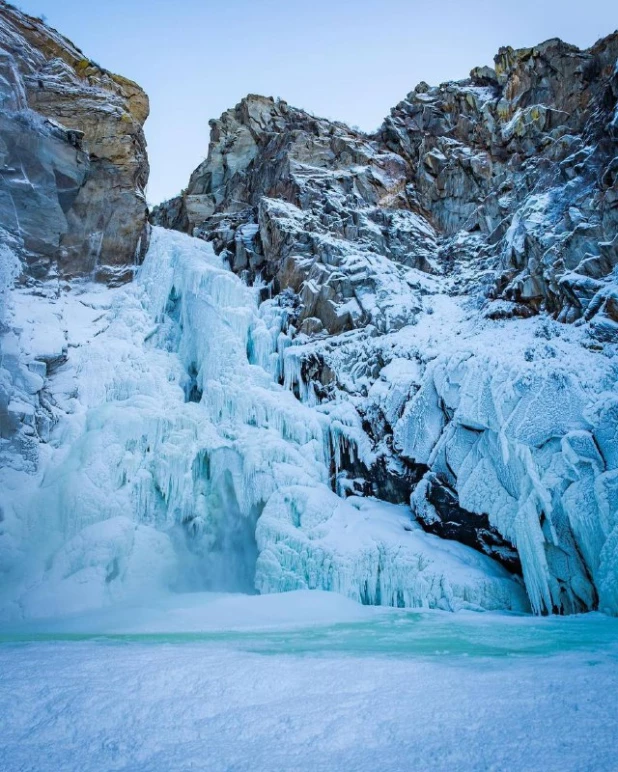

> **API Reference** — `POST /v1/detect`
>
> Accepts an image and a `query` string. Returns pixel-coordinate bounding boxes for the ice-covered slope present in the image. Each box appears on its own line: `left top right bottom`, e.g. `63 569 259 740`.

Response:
0 228 528 619
274 277 618 615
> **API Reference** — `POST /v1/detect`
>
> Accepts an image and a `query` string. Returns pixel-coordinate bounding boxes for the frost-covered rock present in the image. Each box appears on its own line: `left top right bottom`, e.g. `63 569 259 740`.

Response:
382 35 618 323
397 349 618 614
155 33 618 335
152 94 436 336
151 30 618 615
2 14 618 619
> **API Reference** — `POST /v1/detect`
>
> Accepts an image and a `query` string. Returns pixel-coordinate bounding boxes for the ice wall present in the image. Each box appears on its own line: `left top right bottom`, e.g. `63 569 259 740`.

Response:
256 488 529 612
398 352 618 615
276 290 618 616
0 228 527 619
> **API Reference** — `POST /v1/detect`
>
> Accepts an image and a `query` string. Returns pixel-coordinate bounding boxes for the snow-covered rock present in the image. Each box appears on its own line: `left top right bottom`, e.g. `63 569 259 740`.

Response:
151 31 618 614
1 12 617 618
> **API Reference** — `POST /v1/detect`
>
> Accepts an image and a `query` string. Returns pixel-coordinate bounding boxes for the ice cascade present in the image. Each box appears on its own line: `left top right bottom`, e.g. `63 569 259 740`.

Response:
0 229 529 618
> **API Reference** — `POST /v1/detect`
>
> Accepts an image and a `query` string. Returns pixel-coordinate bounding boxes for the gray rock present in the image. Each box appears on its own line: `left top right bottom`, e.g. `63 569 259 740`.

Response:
151 94 435 335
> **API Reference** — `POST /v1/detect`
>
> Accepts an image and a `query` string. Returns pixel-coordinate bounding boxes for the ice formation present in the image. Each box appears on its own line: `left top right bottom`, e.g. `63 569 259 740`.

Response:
280 295 618 616
256 488 529 612
0 228 529 619
399 353 618 614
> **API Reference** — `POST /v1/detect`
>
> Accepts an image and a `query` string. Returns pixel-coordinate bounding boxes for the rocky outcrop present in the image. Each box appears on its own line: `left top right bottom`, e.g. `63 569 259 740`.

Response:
0 4 150 488
382 35 618 333
154 34 618 337
153 33 618 614
0 3 149 284
152 95 437 335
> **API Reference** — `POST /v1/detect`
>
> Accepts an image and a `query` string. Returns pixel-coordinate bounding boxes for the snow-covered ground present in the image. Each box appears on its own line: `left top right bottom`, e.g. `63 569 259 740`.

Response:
1 591 618 772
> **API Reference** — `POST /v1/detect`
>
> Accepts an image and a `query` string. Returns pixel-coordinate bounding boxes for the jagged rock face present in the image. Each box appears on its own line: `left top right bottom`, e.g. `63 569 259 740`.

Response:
0 4 150 481
152 94 437 335
382 35 618 333
154 35 618 337
0 3 150 284
153 33 618 614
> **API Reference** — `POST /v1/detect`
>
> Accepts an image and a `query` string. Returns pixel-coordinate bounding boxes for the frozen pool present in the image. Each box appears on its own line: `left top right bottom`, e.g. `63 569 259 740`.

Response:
1 591 618 771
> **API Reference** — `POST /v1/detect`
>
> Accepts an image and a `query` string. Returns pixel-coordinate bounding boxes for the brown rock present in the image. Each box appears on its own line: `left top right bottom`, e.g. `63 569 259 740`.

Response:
0 2 150 284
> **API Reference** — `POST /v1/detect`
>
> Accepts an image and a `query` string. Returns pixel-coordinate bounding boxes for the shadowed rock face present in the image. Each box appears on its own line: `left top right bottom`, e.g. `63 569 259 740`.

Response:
0 2 150 284
381 35 618 333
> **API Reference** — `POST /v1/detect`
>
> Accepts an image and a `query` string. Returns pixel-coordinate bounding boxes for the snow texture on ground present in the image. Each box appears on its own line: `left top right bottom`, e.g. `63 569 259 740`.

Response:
1 592 618 772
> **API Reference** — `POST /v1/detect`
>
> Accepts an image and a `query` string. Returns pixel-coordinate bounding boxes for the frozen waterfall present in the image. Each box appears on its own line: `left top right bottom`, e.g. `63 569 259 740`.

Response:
0 228 528 619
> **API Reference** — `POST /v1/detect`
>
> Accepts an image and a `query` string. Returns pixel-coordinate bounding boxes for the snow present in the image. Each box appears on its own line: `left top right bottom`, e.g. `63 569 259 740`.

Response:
0 231 20 327
285 277 618 615
2 222 617 620
395 345 618 614
1 593 618 772
4 589 377 635
256 490 528 612
17 517 177 619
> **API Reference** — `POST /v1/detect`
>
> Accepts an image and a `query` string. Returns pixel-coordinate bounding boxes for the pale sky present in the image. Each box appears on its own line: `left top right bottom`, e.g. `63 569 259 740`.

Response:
13 0 618 205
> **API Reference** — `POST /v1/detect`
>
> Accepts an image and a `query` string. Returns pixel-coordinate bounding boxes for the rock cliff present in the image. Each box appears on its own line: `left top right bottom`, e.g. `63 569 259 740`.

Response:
0 2 149 284
153 34 618 337
0 5 150 499
1 6 617 616
153 33 618 614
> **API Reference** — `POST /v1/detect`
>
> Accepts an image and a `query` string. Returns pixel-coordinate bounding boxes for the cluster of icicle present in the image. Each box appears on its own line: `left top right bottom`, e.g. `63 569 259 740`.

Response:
3 228 531 617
